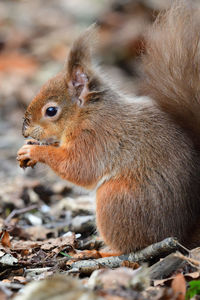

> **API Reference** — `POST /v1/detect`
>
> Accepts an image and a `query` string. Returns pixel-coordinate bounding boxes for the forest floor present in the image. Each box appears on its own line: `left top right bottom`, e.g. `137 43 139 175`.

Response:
0 0 200 299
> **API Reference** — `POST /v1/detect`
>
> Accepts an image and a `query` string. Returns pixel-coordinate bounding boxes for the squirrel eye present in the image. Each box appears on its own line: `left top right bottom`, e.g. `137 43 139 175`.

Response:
45 107 58 117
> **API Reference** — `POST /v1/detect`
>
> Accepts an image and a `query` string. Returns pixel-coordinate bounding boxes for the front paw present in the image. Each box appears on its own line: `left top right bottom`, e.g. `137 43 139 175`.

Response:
17 145 38 169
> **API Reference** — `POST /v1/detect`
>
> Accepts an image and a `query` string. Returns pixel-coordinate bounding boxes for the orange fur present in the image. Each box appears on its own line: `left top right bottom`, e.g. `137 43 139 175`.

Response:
18 2 200 253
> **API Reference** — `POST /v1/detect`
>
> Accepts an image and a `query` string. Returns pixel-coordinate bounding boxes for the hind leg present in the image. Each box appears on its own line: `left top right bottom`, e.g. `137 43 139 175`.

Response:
96 178 152 254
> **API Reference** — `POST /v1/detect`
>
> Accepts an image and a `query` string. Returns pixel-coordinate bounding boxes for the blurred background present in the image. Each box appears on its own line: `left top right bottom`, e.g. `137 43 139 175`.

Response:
0 0 172 209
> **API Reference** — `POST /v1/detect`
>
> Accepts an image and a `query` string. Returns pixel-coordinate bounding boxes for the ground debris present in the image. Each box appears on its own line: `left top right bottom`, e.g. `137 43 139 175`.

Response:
0 0 199 299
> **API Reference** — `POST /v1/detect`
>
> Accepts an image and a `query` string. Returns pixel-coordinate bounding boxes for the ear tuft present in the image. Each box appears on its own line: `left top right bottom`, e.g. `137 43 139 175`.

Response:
66 24 98 106
66 23 98 78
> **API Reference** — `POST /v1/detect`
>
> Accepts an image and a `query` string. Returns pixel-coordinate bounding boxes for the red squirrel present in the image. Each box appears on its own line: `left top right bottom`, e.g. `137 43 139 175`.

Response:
17 2 200 254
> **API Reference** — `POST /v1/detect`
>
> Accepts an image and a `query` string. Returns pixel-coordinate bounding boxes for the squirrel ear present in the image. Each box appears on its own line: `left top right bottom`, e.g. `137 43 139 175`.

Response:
65 24 98 106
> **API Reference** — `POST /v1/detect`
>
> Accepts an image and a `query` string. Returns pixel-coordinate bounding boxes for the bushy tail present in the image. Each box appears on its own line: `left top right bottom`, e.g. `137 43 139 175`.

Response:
140 1 200 145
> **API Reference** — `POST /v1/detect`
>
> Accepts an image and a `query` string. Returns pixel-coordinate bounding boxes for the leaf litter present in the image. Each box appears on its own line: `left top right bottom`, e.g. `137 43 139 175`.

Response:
1 0 200 299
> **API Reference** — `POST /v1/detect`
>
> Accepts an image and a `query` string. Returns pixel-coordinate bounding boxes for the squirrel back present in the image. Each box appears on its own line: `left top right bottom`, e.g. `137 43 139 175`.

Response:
140 1 200 147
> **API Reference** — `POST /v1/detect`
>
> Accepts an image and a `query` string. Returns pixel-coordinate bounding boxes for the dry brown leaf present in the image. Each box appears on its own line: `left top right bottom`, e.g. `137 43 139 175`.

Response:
41 235 76 253
71 250 102 260
120 261 140 269
185 271 200 280
99 251 121 258
0 230 11 248
11 234 75 254
154 277 173 287
11 240 42 251
171 273 186 300
13 276 27 284
88 267 147 290
21 249 30 257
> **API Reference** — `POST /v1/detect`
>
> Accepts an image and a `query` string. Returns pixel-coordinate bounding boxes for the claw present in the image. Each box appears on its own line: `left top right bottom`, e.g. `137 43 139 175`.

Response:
19 159 30 169
27 160 37 168
26 139 40 145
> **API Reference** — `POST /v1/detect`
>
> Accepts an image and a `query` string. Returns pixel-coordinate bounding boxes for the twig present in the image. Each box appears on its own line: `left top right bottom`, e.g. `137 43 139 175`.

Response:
175 252 200 268
69 237 181 275
4 204 39 226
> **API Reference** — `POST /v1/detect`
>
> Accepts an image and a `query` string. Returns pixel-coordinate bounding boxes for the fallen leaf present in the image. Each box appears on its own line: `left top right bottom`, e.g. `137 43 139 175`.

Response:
13 276 27 284
71 250 101 260
185 272 200 280
171 273 186 300
41 234 76 253
12 240 42 251
121 261 140 269
154 277 173 287
21 249 30 257
0 253 18 266
0 230 11 248
88 267 150 291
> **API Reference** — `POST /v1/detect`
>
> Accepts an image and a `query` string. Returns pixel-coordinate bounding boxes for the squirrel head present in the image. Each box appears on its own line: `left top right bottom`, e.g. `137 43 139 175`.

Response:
22 25 103 144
